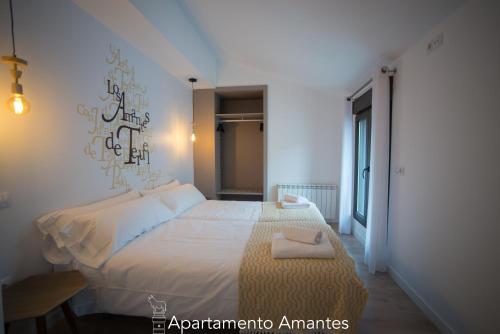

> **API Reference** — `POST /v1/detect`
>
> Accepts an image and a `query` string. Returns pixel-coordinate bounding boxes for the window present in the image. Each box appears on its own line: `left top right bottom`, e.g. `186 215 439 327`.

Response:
353 89 372 226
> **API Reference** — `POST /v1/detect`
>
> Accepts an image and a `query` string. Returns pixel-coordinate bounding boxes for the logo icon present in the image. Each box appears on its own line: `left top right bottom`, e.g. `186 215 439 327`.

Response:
148 295 167 334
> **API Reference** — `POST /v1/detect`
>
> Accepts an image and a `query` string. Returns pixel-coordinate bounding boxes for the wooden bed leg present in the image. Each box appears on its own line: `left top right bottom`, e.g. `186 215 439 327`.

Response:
61 301 79 334
35 316 47 334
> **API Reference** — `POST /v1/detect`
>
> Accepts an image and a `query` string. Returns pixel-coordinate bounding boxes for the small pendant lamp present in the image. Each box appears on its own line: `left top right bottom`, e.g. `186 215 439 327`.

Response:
189 77 197 142
2 0 30 115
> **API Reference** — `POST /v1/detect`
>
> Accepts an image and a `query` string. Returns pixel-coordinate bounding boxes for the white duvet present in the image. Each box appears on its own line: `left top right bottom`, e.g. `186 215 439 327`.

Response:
69 200 260 320
179 200 262 221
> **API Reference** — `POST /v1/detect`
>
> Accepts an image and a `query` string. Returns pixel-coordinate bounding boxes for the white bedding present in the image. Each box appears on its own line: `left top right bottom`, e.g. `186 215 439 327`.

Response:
179 200 262 221
71 216 256 320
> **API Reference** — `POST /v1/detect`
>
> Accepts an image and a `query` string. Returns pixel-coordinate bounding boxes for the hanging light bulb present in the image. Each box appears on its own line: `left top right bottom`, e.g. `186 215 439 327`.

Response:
7 93 30 115
3 58 30 116
3 0 30 116
189 77 198 142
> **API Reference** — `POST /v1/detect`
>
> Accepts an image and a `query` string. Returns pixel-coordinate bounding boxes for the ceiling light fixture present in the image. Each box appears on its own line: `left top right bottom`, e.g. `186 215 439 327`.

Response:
189 77 197 142
2 0 30 115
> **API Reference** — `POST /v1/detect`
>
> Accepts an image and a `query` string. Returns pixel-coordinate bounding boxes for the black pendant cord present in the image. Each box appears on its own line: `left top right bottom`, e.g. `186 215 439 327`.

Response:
191 81 194 125
188 77 197 130
9 0 16 57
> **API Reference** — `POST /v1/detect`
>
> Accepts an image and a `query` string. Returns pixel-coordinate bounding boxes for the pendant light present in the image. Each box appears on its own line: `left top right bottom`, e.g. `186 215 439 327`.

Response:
2 0 30 115
189 77 197 142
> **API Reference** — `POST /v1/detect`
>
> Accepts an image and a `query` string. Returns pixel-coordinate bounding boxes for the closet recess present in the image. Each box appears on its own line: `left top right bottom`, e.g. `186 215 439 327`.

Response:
193 86 267 201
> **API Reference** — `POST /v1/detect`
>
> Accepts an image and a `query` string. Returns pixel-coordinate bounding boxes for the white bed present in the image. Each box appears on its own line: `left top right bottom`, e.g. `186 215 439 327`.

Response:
42 185 367 331
65 200 260 319
178 200 261 221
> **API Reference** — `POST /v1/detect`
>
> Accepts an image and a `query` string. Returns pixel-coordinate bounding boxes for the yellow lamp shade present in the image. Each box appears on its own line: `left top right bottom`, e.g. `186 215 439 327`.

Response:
7 93 30 115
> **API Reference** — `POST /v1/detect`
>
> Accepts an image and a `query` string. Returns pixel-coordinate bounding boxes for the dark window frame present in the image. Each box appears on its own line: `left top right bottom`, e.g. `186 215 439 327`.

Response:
352 89 372 227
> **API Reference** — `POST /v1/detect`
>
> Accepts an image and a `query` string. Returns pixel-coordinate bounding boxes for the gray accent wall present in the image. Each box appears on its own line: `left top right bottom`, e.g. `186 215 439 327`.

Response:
193 89 217 199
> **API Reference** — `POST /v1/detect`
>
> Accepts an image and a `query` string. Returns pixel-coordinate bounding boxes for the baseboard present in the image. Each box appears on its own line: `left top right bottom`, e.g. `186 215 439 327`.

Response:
352 219 366 246
388 265 456 334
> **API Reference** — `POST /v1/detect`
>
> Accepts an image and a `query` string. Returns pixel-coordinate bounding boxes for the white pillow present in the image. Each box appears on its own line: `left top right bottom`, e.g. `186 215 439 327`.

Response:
154 184 206 215
63 196 174 268
140 179 180 196
35 190 141 249
40 234 73 265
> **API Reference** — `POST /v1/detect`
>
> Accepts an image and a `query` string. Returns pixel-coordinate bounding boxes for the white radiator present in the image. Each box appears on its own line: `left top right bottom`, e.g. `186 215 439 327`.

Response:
277 183 338 223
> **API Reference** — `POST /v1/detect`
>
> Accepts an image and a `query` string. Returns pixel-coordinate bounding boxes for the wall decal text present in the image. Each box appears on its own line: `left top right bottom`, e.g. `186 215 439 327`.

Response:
77 45 161 190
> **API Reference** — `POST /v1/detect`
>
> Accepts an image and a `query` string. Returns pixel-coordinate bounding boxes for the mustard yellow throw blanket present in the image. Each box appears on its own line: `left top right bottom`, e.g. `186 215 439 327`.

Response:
239 207 368 333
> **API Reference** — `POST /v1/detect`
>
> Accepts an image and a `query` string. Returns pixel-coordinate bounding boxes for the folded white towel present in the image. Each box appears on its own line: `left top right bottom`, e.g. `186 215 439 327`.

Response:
280 201 311 209
271 233 335 259
284 194 308 204
282 227 322 245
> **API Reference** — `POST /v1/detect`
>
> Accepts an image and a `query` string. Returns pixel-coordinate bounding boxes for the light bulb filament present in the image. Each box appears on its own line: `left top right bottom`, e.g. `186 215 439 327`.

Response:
13 96 24 114
7 93 30 115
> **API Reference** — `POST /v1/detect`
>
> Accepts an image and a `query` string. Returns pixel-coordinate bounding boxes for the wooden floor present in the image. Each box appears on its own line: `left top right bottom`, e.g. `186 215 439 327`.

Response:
47 225 439 334
338 227 439 334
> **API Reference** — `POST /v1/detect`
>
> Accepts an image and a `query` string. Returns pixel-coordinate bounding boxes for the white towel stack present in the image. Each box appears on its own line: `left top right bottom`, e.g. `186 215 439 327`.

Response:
282 226 322 244
280 193 311 209
284 194 308 203
271 227 335 259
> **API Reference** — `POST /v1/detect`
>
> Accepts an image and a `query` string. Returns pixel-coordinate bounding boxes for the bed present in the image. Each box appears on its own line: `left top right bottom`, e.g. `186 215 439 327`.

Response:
38 183 367 333
70 217 253 319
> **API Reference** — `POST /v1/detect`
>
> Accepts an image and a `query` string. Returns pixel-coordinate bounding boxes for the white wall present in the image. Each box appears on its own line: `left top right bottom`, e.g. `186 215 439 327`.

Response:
217 61 345 210
0 0 194 281
389 1 500 332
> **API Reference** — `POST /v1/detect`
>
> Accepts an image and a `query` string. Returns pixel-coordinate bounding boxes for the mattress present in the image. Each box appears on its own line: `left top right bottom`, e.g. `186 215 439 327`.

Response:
67 200 363 324
71 216 256 320
179 200 262 221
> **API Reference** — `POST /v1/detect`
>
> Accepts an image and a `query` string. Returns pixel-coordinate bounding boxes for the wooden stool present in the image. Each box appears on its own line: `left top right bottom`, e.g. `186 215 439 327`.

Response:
3 270 87 334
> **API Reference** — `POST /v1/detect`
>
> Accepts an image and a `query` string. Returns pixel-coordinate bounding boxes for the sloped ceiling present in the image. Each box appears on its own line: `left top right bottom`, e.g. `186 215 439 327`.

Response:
182 0 464 91
73 0 218 88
